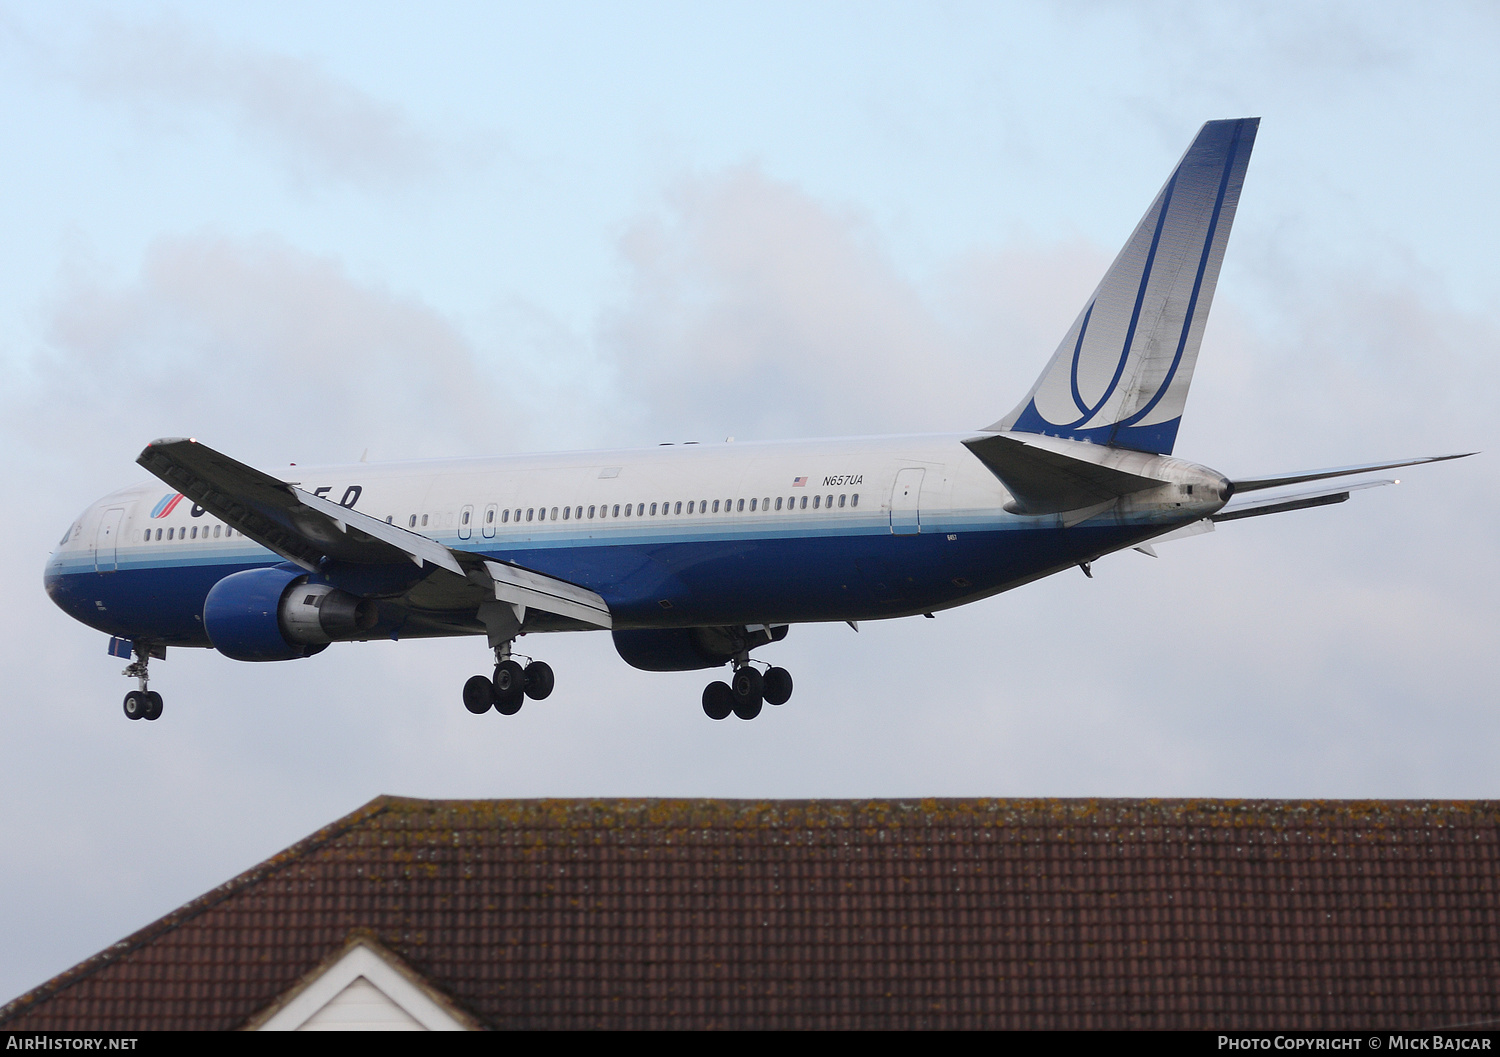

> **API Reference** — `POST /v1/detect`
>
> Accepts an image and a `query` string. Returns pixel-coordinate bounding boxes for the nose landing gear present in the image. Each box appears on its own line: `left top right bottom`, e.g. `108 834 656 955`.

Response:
121 645 163 721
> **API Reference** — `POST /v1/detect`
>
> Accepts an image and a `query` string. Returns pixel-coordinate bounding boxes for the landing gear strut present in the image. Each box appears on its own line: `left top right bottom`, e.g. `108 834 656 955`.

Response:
121 645 163 722
462 638 554 717
702 661 793 721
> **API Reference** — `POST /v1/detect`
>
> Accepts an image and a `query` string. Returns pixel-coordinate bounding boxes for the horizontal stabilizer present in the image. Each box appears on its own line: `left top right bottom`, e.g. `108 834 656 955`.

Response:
964 432 1162 515
1213 479 1393 522
1229 453 1473 494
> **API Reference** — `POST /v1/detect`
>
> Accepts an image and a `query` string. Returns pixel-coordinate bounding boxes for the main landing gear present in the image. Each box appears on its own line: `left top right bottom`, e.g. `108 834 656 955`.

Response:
463 640 554 716
121 648 163 722
702 662 793 721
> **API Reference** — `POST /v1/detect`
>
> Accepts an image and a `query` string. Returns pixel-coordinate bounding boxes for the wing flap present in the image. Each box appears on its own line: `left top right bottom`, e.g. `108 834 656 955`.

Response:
294 487 463 575
483 560 612 629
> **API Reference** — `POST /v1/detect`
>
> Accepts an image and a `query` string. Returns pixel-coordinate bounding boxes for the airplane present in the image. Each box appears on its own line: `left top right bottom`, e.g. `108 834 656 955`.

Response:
43 117 1471 724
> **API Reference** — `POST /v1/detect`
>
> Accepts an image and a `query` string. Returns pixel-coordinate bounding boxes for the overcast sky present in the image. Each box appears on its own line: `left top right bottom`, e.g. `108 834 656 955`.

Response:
3 1 1497 1004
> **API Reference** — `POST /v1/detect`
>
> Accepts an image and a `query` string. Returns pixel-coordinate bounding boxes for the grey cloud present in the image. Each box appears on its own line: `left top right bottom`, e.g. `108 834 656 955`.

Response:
34 235 513 468
601 166 1108 442
78 14 436 187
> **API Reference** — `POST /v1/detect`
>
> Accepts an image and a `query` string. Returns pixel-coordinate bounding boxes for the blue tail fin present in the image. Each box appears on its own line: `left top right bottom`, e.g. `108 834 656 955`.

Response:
990 118 1258 454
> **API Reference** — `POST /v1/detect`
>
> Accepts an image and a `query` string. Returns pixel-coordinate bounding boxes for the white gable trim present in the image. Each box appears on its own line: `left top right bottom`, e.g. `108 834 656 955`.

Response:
248 935 478 1031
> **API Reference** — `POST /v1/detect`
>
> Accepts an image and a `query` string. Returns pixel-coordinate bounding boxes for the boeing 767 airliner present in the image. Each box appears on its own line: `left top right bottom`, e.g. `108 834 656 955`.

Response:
43 118 1471 722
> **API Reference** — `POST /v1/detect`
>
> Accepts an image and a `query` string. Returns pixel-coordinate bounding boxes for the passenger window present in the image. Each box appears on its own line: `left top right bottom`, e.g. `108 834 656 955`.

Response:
462 510 470 525
486 509 495 523
551 507 558 520
674 502 682 514
851 493 859 507
813 496 820 509
502 509 509 523
588 505 596 519
650 502 657 515
575 506 582 519
775 497 783 510
749 498 757 511
421 514 429 527
735 499 743 512
712 500 719 513
839 494 846 508
687 501 695 513
800 496 808 509
409 515 417 527
563 506 570 520
612 504 620 517
168 527 175 539
826 494 833 508
762 497 770 510
215 525 222 537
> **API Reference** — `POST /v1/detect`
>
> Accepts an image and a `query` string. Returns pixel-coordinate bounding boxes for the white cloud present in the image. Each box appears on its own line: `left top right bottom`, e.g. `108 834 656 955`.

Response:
77 14 438 187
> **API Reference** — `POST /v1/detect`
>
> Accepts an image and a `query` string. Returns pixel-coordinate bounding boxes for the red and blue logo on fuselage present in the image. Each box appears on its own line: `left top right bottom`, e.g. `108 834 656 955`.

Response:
149 493 186 519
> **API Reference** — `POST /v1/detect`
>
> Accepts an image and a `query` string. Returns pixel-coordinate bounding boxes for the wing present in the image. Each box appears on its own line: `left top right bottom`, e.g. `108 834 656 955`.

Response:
137 438 611 629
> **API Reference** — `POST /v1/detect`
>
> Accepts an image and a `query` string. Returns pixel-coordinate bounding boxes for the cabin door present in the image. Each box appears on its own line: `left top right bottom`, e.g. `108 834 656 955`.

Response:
94 507 124 572
889 468 924 535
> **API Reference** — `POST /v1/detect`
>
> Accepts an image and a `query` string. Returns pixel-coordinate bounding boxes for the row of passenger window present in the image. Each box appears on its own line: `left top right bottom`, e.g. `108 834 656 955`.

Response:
141 524 239 542
407 492 861 530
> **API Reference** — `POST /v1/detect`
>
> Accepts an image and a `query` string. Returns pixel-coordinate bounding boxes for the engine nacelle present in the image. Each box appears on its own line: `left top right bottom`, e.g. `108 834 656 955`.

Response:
612 625 788 672
203 568 377 662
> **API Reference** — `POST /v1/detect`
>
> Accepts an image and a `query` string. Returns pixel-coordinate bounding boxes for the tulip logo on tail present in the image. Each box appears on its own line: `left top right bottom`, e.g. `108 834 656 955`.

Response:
150 493 186 519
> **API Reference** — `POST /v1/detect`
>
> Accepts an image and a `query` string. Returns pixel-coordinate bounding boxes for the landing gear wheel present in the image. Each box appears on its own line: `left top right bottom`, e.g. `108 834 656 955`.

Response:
493 660 526 715
143 691 163 721
730 667 764 720
762 667 793 706
463 675 495 714
523 661 554 701
702 681 733 720
123 690 146 721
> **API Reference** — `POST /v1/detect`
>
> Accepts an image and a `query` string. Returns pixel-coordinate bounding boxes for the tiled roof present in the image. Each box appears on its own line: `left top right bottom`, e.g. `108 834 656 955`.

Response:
3 797 1498 1030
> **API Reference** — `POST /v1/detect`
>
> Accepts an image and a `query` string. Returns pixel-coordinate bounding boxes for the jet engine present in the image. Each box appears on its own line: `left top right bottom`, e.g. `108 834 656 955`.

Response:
203 567 378 662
